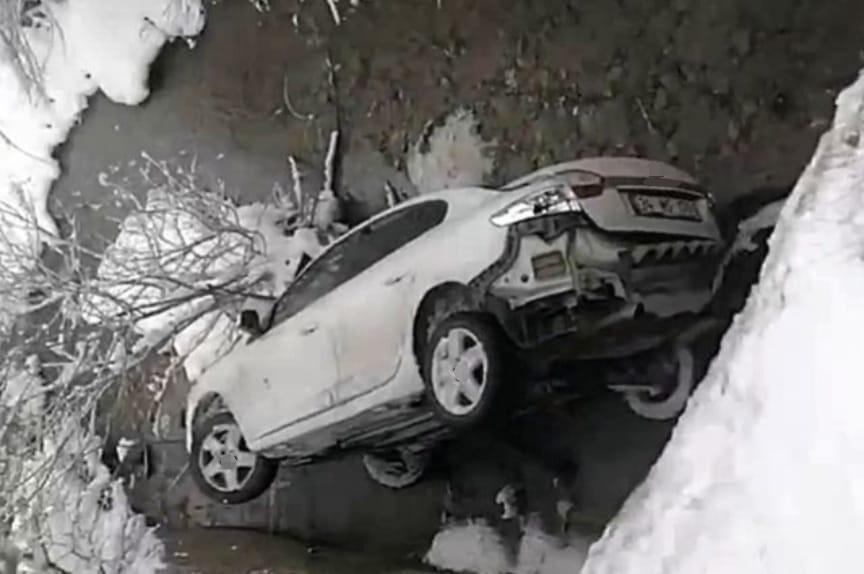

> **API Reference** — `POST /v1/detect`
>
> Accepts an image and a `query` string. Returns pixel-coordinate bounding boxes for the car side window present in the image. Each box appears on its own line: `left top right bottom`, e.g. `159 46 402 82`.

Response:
270 199 448 325
271 234 364 323
363 199 448 265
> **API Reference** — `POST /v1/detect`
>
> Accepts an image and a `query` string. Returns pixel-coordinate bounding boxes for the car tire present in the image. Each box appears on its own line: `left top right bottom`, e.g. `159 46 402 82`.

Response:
624 345 696 421
362 449 430 489
423 313 509 428
190 412 278 504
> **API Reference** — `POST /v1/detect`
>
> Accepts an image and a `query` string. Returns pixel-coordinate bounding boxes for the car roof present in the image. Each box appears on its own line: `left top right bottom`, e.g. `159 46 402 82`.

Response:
503 157 698 189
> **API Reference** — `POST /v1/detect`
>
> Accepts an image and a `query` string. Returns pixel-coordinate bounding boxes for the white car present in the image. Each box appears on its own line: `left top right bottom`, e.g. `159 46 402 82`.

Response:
186 158 725 503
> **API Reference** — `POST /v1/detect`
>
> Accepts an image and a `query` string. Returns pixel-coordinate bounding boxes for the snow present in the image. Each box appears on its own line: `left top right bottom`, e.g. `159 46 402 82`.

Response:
0 1 204 572
425 518 590 574
580 72 864 574
88 152 343 383
2 360 165 574
407 108 497 194
425 520 512 574
0 0 204 276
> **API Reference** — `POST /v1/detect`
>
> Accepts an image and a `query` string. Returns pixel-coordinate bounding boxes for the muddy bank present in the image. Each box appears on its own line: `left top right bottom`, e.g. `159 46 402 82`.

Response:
162 527 432 573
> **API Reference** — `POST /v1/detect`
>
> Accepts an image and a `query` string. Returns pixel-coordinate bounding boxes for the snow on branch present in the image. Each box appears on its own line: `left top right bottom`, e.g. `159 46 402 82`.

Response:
0 147 351 572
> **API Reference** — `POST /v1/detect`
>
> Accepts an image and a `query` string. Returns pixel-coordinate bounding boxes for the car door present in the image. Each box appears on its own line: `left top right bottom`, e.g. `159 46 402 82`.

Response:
243 234 369 444
326 200 449 401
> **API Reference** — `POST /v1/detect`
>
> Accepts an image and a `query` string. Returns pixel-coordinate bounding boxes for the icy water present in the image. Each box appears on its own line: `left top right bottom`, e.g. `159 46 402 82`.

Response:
163 528 432 574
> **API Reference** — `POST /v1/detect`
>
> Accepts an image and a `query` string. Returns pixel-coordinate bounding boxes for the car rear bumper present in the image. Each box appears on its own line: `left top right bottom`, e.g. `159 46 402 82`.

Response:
477 214 724 354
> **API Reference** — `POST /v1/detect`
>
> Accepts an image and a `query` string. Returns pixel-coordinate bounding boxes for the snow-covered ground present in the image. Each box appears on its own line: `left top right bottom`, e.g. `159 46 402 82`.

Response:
579 72 864 574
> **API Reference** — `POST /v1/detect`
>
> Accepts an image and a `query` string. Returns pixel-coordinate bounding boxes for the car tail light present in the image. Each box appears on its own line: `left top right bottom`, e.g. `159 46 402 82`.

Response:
531 251 568 280
491 173 602 227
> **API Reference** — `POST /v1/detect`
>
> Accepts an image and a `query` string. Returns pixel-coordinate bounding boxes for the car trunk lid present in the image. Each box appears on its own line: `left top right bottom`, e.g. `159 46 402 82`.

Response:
578 180 721 241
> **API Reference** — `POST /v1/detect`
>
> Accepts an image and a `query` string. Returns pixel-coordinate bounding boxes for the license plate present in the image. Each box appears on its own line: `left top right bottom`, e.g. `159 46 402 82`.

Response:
627 193 702 221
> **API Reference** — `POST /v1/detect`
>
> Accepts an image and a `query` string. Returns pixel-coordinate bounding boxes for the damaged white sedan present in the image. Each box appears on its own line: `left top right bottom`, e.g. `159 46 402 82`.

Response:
186 158 725 503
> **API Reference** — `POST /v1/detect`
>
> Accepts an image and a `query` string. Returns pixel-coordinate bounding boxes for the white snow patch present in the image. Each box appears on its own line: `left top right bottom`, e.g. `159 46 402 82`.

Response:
425 518 591 574
581 71 864 574
407 108 496 194
515 518 590 574
3 364 165 574
426 520 512 574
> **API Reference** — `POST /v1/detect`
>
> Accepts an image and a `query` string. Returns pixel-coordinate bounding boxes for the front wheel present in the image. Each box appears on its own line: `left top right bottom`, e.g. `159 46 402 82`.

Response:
190 412 278 504
423 313 509 428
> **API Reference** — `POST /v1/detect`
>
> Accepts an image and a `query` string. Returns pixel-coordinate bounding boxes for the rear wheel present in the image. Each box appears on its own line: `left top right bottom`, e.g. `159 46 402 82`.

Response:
423 313 509 428
362 448 430 489
190 412 278 504
624 346 696 421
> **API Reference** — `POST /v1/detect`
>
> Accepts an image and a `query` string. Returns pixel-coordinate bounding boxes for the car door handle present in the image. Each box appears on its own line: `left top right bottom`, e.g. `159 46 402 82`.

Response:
300 323 319 336
384 274 409 286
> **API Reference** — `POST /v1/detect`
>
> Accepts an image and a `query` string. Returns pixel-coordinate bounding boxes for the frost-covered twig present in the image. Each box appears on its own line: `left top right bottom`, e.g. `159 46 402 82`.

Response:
288 155 304 216
325 0 341 25
323 130 339 196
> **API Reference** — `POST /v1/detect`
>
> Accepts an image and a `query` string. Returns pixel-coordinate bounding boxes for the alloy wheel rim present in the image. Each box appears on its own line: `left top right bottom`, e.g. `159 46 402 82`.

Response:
198 422 257 492
431 327 489 416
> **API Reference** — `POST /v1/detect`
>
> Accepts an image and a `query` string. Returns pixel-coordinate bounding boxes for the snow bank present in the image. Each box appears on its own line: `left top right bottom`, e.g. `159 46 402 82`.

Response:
1 360 165 574
425 518 590 574
407 108 496 194
581 72 864 574
0 0 204 272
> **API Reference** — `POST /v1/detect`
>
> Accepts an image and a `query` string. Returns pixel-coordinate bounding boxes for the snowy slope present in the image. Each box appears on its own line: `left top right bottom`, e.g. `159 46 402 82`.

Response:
581 72 864 574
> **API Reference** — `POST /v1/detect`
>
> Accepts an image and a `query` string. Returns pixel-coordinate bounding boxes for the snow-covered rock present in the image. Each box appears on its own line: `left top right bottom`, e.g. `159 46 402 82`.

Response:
581 71 864 574
407 108 497 195
426 520 512 574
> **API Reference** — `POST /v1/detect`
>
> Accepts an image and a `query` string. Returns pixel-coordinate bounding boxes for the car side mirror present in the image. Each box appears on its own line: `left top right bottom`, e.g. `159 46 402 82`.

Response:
239 309 264 336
